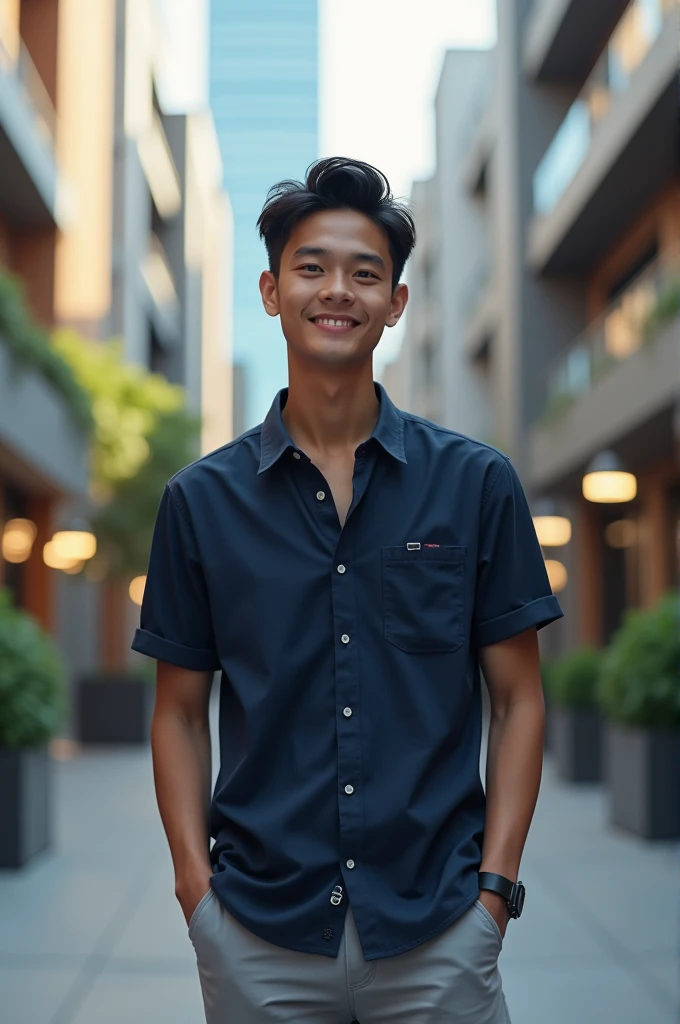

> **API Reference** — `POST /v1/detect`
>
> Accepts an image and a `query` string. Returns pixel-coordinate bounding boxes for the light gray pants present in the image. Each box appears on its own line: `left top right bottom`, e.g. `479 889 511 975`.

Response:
189 890 511 1023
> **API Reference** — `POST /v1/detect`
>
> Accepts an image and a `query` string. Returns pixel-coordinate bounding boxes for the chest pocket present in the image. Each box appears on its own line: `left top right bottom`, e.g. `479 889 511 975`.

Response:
382 545 466 653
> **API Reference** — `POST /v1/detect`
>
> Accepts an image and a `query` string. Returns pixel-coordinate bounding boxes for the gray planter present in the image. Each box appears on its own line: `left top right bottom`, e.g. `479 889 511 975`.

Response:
77 674 154 745
605 723 680 839
0 747 51 868
552 705 602 782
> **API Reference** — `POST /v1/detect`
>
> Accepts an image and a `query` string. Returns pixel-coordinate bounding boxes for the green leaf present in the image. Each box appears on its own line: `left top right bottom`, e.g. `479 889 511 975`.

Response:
0 590 66 748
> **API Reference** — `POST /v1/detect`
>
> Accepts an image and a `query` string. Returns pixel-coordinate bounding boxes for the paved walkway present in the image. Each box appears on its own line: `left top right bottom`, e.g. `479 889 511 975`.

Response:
0 728 678 1023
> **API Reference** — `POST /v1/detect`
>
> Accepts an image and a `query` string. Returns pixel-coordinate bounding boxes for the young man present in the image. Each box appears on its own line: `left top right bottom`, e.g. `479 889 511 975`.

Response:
132 157 563 1023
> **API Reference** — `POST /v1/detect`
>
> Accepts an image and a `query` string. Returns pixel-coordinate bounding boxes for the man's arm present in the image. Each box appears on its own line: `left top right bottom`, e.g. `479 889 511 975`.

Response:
477 626 545 937
151 660 214 925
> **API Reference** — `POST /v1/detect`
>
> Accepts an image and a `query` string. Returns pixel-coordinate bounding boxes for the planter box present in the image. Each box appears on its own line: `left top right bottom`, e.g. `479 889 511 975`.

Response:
0 747 51 868
605 723 680 839
77 675 154 745
552 705 602 782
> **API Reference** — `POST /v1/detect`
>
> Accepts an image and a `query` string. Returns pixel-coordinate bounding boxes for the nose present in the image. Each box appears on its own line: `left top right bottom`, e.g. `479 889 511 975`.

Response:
319 269 354 304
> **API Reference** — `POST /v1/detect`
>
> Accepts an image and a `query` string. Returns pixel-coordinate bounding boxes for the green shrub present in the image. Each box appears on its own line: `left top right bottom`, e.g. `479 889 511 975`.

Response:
597 592 680 728
544 647 602 709
0 273 93 432
0 590 65 748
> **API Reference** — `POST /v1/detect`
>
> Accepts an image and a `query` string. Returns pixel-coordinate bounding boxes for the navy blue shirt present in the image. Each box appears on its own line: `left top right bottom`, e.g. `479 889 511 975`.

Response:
132 383 563 960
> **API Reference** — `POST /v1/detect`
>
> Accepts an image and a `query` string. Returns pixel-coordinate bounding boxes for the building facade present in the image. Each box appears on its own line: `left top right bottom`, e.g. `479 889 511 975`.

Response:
0 0 234 716
210 0 318 426
391 0 680 655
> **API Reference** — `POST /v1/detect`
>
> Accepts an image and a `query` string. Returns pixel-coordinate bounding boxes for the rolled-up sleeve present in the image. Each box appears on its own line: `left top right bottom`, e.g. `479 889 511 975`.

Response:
472 458 563 649
131 484 220 671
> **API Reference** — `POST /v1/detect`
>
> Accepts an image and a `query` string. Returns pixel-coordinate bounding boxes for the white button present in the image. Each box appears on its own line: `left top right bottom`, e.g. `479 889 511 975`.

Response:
346 859 355 869
341 634 350 644
344 784 354 795
343 707 352 718
316 490 326 500
337 564 346 574
292 451 301 460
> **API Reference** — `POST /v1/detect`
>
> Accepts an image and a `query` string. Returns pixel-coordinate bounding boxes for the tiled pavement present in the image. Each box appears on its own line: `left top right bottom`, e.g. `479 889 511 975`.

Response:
0 725 678 1024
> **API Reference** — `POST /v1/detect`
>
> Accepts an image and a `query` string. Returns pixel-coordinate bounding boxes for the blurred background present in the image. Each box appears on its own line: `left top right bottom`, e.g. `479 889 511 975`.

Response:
0 1 678 1022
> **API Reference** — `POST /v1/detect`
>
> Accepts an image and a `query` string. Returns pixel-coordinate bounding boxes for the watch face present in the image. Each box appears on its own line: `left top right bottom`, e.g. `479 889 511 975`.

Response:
514 883 526 918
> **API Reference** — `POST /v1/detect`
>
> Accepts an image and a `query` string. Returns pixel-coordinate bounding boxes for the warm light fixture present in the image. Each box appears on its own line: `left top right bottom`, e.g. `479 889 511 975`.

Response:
2 518 37 563
43 541 83 572
129 575 147 606
544 559 568 593
582 450 637 503
51 517 97 561
532 499 572 547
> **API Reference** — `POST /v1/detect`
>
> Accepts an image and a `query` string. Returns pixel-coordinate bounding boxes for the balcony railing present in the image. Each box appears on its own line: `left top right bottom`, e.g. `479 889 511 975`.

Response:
0 34 56 146
532 0 673 216
539 256 680 424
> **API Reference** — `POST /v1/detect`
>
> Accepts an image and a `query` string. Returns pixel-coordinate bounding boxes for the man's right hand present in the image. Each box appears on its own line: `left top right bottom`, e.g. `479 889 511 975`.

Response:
176 867 214 927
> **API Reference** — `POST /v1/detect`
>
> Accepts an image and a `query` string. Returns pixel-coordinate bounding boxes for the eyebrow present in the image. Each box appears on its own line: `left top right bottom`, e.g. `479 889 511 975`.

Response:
291 245 386 271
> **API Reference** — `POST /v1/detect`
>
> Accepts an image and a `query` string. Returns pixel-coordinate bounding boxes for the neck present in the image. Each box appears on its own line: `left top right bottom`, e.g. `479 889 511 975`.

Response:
282 358 379 456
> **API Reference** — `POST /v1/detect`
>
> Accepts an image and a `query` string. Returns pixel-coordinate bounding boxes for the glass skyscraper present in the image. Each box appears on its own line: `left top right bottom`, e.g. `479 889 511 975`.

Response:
210 0 318 427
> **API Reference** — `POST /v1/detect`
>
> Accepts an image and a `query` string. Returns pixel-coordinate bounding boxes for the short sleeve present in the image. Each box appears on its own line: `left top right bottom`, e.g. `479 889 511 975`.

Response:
131 485 220 671
472 458 563 648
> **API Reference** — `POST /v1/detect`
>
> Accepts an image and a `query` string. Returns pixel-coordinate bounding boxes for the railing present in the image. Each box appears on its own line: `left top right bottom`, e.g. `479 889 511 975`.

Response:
539 256 680 424
532 0 673 215
0 34 57 145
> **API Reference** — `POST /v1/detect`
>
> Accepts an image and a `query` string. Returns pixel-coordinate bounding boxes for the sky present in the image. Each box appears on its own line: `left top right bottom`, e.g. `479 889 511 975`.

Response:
158 0 497 377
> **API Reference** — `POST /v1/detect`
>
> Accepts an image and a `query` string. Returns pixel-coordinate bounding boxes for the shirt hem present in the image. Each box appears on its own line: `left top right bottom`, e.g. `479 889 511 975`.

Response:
360 889 480 961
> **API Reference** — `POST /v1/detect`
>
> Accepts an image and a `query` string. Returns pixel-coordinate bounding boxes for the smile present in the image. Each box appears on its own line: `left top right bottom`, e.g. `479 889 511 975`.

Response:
310 316 360 329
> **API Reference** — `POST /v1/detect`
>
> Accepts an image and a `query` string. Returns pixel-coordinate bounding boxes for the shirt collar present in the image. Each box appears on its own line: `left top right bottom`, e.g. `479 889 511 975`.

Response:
258 382 407 475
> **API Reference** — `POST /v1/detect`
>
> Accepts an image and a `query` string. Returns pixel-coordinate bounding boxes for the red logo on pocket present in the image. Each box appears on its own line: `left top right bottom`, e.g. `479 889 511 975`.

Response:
424 543 440 548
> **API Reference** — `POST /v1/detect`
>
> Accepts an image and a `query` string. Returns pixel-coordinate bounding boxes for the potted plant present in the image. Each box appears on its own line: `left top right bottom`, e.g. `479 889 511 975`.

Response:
597 592 680 839
0 589 65 868
545 648 603 782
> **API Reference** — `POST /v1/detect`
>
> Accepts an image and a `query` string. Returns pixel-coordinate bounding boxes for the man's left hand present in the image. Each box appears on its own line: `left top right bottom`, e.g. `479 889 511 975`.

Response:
478 888 511 940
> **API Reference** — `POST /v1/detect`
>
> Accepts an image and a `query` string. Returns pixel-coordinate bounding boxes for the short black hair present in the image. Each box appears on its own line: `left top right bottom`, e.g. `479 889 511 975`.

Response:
257 156 416 291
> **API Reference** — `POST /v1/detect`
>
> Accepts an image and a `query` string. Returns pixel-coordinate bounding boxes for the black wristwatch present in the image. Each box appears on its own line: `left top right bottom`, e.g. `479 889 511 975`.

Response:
478 872 526 920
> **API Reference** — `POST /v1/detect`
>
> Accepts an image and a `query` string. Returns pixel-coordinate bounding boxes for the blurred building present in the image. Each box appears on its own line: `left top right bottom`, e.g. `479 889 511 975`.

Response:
0 0 234 699
0 0 90 632
392 0 679 654
210 0 318 425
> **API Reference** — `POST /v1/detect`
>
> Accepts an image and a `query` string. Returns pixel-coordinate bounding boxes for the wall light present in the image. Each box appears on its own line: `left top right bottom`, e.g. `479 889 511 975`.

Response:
2 518 37 563
532 499 572 547
582 450 637 503
129 575 147 606
544 559 568 593
51 517 97 561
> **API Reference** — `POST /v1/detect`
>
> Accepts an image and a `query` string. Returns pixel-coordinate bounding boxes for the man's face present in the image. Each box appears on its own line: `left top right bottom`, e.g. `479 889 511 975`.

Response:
259 208 408 368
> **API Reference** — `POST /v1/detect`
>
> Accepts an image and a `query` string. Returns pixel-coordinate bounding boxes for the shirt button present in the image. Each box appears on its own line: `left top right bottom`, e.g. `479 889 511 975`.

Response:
292 451 301 460
346 859 355 869
343 707 352 718
341 634 350 644
316 490 326 501
337 564 346 574
344 784 354 795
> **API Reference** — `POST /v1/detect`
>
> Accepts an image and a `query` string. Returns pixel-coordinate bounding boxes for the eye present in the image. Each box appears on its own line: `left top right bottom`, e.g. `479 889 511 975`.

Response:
355 270 379 279
300 263 322 273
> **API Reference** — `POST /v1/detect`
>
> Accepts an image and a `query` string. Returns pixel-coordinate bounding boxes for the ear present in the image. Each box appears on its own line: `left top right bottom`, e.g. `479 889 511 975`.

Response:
259 271 280 317
386 282 408 328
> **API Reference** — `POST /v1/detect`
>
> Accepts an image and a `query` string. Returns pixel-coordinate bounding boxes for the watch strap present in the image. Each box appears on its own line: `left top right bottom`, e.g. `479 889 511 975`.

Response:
478 872 514 900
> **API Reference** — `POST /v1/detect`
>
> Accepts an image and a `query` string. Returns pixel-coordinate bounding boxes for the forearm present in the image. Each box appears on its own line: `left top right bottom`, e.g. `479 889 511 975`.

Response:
480 692 545 879
151 706 213 886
